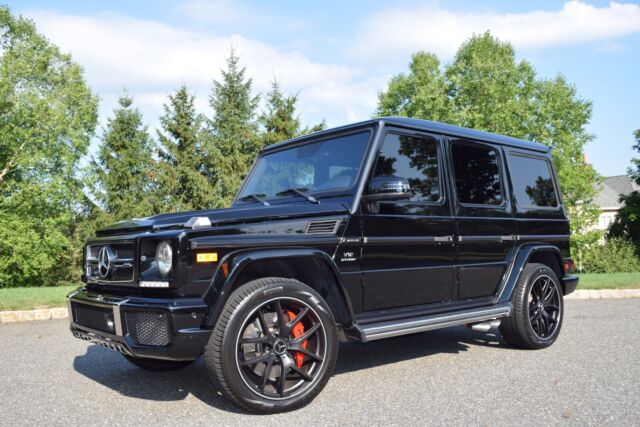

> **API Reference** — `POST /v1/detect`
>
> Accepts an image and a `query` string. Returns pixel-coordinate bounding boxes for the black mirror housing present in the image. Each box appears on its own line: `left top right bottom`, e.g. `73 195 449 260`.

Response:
363 176 412 202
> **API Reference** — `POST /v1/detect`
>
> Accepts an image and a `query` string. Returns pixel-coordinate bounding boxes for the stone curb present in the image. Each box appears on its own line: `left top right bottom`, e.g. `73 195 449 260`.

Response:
0 307 68 324
0 289 639 324
564 289 640 300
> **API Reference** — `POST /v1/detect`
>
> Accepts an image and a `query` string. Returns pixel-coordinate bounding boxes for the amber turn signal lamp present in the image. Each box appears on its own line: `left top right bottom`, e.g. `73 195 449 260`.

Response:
196 252 218 263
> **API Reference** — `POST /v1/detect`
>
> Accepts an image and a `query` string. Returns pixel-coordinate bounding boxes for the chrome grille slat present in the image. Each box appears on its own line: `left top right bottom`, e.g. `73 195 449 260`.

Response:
85 242 135 284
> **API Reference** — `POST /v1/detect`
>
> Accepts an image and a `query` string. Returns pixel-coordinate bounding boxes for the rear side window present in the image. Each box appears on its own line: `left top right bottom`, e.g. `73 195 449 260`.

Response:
509 154 558 208
451 141 503 205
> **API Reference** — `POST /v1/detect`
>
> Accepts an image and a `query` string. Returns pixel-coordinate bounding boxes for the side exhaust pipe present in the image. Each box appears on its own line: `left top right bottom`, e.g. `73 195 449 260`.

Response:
470 319 501 333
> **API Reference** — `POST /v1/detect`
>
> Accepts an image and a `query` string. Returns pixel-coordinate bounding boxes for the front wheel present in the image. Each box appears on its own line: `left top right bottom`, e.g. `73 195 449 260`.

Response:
204 277 338 413
500 263 564 349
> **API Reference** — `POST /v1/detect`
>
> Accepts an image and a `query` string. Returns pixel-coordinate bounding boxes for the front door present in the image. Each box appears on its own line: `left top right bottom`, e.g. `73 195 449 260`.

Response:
447 138 516 299
361 130 456 311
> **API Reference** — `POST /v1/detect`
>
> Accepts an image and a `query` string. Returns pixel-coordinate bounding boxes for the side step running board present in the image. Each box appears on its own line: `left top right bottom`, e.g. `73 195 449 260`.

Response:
354 303 512 342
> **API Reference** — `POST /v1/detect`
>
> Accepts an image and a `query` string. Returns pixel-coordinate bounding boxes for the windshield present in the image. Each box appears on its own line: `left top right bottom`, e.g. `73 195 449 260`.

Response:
238 131 371 203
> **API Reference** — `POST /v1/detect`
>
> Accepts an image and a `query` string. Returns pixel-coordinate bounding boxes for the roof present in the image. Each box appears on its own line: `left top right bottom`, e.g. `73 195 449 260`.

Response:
262 116 550 154
593 175 640 208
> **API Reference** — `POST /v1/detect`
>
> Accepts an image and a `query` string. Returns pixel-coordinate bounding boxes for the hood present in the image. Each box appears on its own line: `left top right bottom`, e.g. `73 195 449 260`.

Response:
96 202 350 237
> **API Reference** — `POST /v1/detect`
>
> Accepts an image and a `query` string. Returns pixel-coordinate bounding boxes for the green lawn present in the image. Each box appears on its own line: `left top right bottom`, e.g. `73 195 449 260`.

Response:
0 273 639 311
577 272 640 290
0 285 79 311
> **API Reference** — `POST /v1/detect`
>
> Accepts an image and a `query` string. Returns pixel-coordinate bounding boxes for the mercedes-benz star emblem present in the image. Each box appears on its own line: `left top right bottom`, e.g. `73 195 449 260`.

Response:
98 245 116 278
273 339 287 355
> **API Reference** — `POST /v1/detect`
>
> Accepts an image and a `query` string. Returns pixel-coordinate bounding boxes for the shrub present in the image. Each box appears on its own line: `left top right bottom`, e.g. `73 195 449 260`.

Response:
580 238 640 273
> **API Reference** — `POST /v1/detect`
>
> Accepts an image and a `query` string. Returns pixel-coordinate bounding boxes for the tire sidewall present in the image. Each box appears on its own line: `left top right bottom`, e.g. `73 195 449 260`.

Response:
216 279 338 412
520 265 564 348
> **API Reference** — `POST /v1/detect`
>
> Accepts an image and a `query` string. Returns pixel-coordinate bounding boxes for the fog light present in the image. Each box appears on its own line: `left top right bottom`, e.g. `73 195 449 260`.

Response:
106 319 115 331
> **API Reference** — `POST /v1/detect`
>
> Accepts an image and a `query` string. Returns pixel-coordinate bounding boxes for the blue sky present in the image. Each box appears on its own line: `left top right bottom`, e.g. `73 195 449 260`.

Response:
9 0 640 176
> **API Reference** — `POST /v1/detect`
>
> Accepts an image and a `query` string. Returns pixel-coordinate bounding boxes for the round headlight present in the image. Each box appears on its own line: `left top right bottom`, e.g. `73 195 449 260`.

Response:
156 240 173 276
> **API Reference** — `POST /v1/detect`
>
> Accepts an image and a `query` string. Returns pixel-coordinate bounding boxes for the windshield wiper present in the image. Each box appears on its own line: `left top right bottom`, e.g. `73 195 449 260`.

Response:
276 188 319 204
239 193 270 206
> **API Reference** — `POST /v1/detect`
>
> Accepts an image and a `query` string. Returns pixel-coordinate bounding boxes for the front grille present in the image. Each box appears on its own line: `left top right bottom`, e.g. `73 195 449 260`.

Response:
72 303 115 334
125 311 170 346
86 242 135 283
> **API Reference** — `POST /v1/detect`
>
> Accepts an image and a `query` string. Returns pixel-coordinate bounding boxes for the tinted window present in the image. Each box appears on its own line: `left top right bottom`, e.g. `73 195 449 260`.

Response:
373 133 441 202
238 131 370 201
452 141 503 205
509 154 558 208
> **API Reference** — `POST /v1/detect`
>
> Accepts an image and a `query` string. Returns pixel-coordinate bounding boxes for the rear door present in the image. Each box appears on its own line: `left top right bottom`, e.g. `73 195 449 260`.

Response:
361 129 456 311
447 138 516 299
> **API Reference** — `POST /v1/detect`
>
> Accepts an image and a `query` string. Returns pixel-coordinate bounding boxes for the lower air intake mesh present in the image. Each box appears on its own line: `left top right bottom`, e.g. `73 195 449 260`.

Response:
125 311 170 346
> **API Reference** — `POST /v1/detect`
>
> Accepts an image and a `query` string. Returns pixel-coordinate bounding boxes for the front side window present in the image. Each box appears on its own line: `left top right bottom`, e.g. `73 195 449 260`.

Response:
451 141 503 206
372 133 441 202
509 154 558 208
238 131 370 202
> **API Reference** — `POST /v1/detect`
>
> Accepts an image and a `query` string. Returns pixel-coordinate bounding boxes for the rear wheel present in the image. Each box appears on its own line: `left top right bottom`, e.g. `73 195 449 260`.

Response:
500 263 564 349
204 277 338 413
123 354 194 371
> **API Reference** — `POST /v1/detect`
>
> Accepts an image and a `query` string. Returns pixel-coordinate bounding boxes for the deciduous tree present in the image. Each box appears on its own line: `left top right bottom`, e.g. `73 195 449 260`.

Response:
0 6 98 287
609 129 640 249
377 32 600 253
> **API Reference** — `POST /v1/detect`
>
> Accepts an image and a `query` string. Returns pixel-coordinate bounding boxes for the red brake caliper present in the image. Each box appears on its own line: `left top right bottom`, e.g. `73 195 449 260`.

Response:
287 310 307 368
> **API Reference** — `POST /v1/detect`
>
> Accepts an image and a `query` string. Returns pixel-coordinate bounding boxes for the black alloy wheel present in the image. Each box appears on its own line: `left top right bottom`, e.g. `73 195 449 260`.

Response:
528 274 562 339
204 277 338 413
235 297 326 399
500 263 564 349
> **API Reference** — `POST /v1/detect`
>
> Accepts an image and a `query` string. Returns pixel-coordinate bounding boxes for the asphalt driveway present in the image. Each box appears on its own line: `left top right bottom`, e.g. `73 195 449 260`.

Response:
0 299 638 426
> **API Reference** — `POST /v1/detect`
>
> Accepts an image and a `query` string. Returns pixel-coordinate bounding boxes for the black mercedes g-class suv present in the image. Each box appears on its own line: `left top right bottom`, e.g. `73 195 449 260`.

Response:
68 117 578 413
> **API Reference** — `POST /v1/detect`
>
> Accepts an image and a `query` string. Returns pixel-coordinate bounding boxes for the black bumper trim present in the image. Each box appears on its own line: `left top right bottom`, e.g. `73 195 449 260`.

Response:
562 274 579 295
68 288 212 361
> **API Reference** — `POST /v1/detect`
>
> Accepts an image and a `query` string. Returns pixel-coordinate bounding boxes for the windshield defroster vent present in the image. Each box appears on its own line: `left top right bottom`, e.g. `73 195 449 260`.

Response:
305 219 340 235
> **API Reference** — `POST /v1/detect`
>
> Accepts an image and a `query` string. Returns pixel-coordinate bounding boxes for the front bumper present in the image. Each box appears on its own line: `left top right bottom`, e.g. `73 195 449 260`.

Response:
67 288 212 361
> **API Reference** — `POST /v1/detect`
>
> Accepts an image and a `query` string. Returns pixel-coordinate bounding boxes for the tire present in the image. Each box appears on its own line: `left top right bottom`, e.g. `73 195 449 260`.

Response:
123 354 194 371
500 263 564 349
204 277 339 413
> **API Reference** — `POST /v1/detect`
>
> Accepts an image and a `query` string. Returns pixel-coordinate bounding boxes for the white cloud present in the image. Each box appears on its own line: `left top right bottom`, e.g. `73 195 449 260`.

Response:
353 1 640 60
25 10 377 129
178 0 305 30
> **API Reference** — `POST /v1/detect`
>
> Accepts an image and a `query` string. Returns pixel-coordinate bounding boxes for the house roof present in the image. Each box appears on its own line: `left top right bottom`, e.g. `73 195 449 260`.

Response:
594 175 640 208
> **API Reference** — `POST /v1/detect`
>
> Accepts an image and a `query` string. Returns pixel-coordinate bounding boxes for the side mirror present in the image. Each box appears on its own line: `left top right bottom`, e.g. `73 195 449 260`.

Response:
363 176 412 202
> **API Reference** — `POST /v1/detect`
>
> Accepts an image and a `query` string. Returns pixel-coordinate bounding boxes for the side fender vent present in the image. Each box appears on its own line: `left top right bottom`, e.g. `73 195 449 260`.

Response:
305 219 340 235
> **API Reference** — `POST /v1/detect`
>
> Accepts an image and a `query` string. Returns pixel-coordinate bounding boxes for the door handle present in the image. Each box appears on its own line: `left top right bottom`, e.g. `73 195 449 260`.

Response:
434 236 454 243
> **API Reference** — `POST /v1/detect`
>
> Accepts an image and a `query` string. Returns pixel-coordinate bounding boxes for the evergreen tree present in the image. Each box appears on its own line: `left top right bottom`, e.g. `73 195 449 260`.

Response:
207 50 260 207
260 80 325 147
260 80 301 147
92 94 157 220
0 6 98 287
157 85 217 212
376 32 600 255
